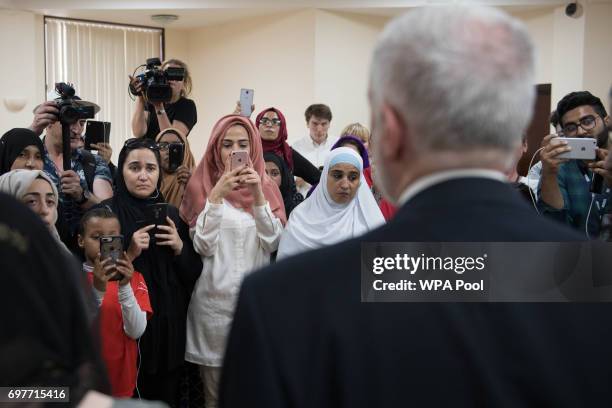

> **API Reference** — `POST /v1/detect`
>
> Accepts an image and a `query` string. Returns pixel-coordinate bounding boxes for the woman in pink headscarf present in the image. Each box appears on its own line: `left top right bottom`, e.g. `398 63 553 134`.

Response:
179 114 285 408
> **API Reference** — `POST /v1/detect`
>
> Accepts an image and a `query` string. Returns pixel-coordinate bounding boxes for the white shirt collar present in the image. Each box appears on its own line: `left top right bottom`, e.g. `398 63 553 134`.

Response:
398 169 507 206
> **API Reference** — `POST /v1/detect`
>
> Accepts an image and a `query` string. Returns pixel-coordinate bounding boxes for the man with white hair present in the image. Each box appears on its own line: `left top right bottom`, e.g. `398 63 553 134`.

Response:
220 7 604 408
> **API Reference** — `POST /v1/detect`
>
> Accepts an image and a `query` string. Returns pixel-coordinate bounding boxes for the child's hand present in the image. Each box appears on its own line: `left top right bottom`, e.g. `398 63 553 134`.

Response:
116 252 134 286
92 254 117 292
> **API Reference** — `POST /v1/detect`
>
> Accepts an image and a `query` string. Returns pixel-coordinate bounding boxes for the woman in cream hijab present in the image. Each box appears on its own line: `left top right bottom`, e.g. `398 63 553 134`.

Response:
0 169 70 254
277 147 385 259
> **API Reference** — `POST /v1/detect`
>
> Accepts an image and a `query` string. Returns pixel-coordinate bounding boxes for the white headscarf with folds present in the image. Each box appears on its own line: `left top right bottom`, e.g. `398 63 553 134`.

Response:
277 147 385 259
0 169 69 253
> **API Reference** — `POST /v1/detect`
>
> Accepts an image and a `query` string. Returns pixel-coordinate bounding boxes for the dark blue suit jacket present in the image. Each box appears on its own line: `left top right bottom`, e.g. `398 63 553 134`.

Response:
221 178 612 408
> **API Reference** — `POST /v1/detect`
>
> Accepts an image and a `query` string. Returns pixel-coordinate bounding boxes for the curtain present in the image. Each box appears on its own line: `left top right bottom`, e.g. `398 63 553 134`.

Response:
45 18 162 162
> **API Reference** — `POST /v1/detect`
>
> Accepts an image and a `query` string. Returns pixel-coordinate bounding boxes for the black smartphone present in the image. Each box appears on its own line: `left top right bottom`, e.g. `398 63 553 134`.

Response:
84 121 111 151
100 235 123 281
144 203 168 226
168 142 185 172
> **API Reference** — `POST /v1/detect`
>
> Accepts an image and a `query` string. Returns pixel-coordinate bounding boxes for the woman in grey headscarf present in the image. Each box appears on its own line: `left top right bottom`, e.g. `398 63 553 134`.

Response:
0 169 70 254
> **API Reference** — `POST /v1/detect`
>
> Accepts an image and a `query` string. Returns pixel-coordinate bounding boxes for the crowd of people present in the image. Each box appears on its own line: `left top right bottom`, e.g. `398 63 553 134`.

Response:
1 4 612 407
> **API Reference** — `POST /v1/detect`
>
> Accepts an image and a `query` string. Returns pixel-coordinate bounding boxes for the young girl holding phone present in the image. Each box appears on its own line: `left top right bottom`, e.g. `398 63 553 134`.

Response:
78 208 152 398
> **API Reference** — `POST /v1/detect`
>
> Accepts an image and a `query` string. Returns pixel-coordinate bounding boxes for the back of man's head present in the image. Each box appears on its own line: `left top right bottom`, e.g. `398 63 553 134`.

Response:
369 6 535 154
556 91 607 124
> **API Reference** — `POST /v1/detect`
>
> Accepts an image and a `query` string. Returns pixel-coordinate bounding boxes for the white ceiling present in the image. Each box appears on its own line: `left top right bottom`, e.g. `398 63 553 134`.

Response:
3 0 609 29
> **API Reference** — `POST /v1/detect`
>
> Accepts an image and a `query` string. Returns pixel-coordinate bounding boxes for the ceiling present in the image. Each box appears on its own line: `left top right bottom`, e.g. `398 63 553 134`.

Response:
3 0 609 29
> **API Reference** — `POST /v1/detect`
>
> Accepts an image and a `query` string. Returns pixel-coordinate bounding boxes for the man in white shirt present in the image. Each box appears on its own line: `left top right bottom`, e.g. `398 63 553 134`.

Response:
292 104 337 196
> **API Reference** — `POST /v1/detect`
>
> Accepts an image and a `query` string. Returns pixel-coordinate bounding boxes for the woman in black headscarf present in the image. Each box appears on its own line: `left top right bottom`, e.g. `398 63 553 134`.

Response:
0 192 109 405
0 128 45 174
99 138 201 407
264 152 303 216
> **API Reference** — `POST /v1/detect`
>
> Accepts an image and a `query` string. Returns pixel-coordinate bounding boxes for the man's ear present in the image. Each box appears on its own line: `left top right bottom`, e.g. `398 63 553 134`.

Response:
379 103 410 161
77 234 84 249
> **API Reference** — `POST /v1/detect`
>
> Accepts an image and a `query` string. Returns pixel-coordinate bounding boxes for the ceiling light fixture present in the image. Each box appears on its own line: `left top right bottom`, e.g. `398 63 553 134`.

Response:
151 14 179 24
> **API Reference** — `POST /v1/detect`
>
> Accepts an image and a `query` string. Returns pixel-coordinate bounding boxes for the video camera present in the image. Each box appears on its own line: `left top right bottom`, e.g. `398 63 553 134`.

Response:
55 82 95 124
129 58 185 103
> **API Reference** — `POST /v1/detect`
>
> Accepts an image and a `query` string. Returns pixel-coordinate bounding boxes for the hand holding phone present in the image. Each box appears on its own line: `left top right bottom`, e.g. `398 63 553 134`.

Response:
155 216 184 256
100 235 124 281
114 252 135 286
230 150 250 171
239 89 254 117
84 121 111 151
128 224 155 261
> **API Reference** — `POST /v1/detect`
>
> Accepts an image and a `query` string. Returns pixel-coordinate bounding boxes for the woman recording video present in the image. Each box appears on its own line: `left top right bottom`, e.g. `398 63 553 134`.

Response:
131 59 197 141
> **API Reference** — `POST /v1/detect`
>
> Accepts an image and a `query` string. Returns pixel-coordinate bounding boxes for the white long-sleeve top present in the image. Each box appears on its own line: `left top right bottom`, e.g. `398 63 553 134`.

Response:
185 199 283 367
86 264 148 340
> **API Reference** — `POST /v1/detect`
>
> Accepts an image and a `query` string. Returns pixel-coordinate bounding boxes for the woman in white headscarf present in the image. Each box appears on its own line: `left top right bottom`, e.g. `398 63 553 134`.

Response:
0 169 70 254
277 147 385 259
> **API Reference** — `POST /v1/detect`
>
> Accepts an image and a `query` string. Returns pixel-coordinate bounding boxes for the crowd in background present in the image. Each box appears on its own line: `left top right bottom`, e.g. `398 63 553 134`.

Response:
1 4 612 407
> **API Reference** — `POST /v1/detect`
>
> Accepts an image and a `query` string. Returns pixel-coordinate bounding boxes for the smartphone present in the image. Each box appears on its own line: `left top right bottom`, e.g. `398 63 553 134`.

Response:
557 137 597 160
231 150 249 171
168 142 185 172
100 235 123 281
239 88 254 117
144 203 168 226
84 121 111 151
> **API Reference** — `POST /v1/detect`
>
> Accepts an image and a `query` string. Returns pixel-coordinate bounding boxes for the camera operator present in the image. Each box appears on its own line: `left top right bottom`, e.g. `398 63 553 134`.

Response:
537 91 612 238
130 58 197 140
29 91 113 250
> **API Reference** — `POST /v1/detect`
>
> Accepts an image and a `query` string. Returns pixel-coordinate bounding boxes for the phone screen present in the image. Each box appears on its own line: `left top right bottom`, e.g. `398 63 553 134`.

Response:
168 143 185 172
84 121 111 150
145 203 168 226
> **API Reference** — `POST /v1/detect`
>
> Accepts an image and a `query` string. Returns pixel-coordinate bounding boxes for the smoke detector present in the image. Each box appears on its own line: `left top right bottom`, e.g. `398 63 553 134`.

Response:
151 14 179 24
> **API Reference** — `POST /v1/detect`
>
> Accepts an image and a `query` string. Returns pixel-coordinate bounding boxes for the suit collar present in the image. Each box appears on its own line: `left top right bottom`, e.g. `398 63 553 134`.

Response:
398 169 507 206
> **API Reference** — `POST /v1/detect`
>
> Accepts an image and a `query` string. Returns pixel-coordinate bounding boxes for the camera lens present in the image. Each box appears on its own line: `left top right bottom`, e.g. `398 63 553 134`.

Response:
59 105 79 124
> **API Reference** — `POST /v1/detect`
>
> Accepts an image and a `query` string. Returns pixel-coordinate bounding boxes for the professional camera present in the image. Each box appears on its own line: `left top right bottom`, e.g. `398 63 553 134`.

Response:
129 58 185 103
55 82 96 124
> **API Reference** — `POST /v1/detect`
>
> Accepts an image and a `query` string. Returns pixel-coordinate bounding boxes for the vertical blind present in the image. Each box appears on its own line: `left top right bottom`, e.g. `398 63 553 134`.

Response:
45 17 163 161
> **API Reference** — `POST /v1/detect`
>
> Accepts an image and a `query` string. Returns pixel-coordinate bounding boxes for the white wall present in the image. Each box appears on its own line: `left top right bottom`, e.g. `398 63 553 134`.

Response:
165 28 189 63
583 2 612 111
511 4 612 112
513 9 554 85
313 10 388 143
0 10 45 130
2 5 611 155
180 10 317 160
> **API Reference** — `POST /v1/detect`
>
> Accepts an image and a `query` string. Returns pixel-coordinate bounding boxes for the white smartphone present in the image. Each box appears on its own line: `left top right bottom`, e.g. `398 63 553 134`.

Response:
240 88 254 117
556 137 597 160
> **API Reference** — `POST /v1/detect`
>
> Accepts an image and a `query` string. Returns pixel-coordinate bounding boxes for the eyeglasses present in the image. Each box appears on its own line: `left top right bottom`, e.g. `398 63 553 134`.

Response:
259 118 281 127
562 115 598 136
156 141 184 151
124 138 159 151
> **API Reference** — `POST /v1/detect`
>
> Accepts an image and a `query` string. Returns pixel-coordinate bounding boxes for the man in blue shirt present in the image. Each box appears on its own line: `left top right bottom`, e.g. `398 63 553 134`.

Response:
538 91 611 238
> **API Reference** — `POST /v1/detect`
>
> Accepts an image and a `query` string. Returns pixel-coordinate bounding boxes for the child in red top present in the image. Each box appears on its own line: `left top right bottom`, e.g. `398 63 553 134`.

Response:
78 208 153 398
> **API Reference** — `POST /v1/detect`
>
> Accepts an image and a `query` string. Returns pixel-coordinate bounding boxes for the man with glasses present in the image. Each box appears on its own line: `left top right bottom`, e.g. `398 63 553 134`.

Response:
538 91 611 238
